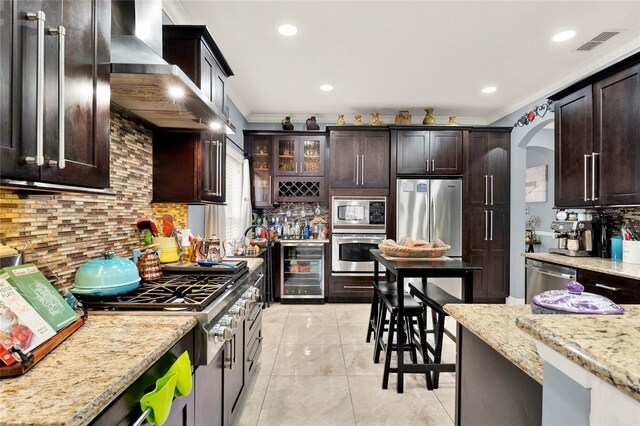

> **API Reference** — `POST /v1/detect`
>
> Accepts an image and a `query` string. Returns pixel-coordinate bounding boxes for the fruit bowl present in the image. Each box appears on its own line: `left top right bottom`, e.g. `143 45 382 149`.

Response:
250 238 267 247
378 243 451 258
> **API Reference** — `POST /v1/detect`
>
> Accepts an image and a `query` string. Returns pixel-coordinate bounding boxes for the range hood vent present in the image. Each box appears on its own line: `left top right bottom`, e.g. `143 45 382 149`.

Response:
110 0 234 133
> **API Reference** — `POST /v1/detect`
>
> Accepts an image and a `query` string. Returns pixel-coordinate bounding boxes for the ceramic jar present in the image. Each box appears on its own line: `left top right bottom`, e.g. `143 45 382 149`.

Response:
305 116 320 130
369 112 383 125
422 107 436 125
354 115 363 125
337 115 345 125
395 110 412 125
281 116 294 130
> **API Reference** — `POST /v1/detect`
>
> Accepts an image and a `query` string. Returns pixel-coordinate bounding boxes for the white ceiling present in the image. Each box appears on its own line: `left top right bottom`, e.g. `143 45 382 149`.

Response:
164 1 640 125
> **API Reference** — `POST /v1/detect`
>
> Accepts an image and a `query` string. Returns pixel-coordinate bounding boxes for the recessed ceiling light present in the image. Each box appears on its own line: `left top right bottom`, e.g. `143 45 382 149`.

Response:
552 30 576 42
278 24 298 37
319 84 334 92
481 86 497 94
168 86 185 99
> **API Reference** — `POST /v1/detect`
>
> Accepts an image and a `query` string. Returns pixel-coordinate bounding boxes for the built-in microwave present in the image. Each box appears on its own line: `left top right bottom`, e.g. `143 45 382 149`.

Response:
331 196 386 234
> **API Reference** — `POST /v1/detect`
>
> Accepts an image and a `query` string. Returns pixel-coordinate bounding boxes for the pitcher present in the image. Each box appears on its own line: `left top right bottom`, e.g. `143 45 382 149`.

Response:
205 236 226 261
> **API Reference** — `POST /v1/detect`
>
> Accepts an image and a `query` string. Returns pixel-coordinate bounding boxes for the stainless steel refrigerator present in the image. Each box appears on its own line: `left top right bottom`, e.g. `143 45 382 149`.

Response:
396 178 463 297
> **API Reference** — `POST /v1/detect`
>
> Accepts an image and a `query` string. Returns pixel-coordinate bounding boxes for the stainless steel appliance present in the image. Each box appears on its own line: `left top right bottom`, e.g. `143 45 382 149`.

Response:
331 196 386 234
525 259 577 303
396 178 462 297
281 241 325 301
332 233 386 274
549 220 594 257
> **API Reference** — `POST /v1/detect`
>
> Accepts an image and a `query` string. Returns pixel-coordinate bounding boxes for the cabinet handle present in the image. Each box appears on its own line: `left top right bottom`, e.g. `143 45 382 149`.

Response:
215 140 221 196
595 283 620 292
361 154 365 185
25 11 46 166
490 210 493 241
431 159 435 172
484 210 488 241
592 152 599 201
218 141 223 196
48 26 66 169
355 155 359 185
269 175 272 202
490 175 494 206
425 159 430 172
344 285 373 289
295 161 298 174
484 175 488 205
584 154 591 201
132 408 153 426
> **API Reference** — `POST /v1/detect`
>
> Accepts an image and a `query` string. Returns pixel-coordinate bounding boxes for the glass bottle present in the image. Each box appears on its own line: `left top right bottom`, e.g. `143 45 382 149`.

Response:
303 220 310 239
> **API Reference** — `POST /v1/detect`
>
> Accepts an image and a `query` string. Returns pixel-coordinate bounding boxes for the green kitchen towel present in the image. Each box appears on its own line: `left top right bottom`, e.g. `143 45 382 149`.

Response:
1 264 78 331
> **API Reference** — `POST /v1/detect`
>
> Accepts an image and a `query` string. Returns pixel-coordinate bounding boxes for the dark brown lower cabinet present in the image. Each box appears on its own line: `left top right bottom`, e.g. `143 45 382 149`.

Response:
329 275 374 303
577 269 640 304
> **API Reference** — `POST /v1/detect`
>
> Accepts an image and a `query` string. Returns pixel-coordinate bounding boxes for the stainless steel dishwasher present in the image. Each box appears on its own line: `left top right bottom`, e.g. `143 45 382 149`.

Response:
525 259 577 303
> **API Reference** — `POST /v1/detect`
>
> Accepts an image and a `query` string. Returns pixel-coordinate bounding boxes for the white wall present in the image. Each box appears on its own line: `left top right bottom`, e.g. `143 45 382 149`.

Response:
525 129 555 253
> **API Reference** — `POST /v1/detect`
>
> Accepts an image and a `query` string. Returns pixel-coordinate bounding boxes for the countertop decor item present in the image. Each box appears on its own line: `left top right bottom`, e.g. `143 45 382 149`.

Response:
305 116 320 130
336 114 345 125
281 116 294 130
448 116 457 125
137 249 163 281
353 114 363 125
422 107 436 125
395 110 411 125
369 112 383 125
73 252 141 296
531 281 624 315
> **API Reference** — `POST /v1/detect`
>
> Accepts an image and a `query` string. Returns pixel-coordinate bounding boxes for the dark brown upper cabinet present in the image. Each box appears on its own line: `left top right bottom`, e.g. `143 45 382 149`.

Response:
396 130 462 175
163 25 234 115
246 135 274 207
328 128 389 188
274 135 325 177
552 55 640 208
1 0 111 191
153 130 226 204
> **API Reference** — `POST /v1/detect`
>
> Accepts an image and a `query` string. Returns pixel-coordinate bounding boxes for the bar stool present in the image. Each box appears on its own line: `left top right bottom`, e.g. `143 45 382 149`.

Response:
366 280 396 344
409 281 461 388
376 290 433 390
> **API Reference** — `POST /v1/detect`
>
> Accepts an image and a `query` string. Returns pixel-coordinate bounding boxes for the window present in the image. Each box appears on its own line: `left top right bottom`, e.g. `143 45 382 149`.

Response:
225 139 245 239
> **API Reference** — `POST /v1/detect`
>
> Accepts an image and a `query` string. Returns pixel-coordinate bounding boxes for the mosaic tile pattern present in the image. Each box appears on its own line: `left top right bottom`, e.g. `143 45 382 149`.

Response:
0 111 187 289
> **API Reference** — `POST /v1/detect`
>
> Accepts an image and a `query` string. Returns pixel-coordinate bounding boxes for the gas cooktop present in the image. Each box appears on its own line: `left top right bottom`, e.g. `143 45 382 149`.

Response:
79 269 248 312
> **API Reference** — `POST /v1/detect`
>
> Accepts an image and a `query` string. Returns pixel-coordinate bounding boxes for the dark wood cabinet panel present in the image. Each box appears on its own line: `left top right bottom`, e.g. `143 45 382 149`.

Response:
463 130 511 302
396 131 428 174
329 275 374 303
225 321 246 426
1 0 110 189
153 131 225 204
275 135 325 177
194 349 224 426
329 129 389 189
430 131 462 175
396 130 462 175
554 86 594 208
577 269 640 304
163 25 232 115
594 63 640 206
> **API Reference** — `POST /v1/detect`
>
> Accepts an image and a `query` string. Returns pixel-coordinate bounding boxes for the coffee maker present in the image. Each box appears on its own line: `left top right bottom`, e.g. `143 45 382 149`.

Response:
549 220 594 257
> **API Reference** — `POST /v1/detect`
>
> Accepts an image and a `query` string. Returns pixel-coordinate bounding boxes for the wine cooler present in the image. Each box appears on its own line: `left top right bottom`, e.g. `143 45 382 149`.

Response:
280 241 325 302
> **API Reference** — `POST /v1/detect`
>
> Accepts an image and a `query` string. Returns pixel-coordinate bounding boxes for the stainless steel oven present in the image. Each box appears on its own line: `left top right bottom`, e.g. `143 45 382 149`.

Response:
331 196 386 234
332 233 386 274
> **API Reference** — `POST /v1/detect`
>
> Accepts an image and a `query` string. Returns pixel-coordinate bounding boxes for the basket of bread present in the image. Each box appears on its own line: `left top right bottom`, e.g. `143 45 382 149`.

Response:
378 237 450 258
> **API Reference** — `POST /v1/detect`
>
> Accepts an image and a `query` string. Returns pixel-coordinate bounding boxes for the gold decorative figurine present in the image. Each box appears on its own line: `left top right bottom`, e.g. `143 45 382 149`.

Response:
354 115 363 125
448 116 457 126
337 114 345 125
369 112 383 126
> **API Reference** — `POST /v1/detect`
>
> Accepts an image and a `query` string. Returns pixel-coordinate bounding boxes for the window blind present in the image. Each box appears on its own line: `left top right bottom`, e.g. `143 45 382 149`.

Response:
225 141 244 239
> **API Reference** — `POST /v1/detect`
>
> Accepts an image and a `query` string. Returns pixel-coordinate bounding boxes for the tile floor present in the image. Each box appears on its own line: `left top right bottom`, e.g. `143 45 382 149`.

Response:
235 303 458 426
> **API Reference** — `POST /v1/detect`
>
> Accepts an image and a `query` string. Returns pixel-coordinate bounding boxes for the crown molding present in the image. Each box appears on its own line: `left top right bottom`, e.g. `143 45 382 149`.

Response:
246 113 488 126
162 0 193 25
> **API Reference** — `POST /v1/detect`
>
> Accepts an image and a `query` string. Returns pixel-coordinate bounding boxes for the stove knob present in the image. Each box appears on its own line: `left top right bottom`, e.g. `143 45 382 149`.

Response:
229 304 246 317
236 299 250 311
218 315 238 329
209 325 231 343
243 288 260 302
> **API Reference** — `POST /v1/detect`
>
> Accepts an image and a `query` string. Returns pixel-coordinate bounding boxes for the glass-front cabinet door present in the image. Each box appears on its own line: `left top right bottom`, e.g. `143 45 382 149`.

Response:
249 136 272 207
301 136 325 175
281 243 324 299
276 136 298 176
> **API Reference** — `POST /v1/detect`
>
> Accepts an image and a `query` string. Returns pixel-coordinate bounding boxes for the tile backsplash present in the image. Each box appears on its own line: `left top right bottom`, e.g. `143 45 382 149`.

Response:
0 110 187 288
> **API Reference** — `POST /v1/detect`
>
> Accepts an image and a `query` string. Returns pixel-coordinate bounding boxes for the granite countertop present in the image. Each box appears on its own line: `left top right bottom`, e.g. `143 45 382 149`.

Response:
0 315 197 426
516 306 640 402
223 257 263 273
444 304 544 384
522 252 640 281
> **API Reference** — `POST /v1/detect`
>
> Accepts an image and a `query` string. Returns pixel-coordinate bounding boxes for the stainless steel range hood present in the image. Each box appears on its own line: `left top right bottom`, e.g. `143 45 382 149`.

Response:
110 0 235 133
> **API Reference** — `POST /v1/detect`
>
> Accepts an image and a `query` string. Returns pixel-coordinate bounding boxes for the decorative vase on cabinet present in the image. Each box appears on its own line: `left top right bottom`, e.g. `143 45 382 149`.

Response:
306 116 320 130
282 116 294 130
354 115 363 125
423 108 436 125
337 115 345 125
369 112 383 125
395 110 412 125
